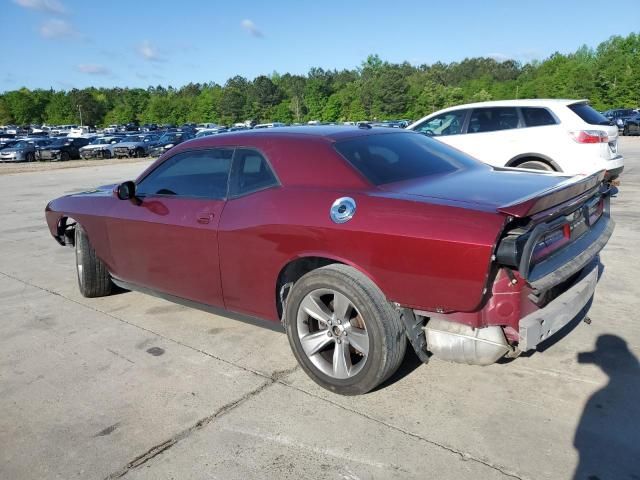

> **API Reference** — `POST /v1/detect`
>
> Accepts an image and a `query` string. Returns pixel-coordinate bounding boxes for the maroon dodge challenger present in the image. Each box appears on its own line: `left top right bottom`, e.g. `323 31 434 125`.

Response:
46 126 615 395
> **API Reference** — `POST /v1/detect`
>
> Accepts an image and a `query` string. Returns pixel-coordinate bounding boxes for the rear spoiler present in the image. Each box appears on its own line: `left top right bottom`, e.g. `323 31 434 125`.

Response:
497 170 606 218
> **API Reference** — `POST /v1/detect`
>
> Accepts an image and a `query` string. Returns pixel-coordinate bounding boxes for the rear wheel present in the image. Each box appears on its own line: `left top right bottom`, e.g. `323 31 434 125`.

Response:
101 150 112 159
75 225 113 298
515 159 554 171
25 152 35 162
623 126 629 136
285 264 406 395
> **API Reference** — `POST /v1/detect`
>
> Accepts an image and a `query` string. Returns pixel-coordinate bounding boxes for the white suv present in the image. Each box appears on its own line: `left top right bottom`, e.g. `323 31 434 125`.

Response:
407 99 624 179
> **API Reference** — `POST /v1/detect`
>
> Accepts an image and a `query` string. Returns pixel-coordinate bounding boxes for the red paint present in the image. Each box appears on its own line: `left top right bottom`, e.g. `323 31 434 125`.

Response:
45 127 583 329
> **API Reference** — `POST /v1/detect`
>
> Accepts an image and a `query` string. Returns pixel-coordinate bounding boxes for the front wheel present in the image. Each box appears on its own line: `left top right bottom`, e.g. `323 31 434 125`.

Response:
285 264 406 395
61 151 70 162
75 225 113 298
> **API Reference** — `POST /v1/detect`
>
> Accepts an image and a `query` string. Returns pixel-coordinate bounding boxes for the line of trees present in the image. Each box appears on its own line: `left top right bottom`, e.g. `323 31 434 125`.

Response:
1 33 638 127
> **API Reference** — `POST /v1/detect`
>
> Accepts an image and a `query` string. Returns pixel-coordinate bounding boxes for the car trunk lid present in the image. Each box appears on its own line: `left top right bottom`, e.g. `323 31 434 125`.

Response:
378 166 603 216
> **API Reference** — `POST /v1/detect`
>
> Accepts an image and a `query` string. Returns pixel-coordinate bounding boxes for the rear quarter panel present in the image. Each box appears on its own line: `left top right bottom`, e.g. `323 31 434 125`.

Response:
219 186 505 322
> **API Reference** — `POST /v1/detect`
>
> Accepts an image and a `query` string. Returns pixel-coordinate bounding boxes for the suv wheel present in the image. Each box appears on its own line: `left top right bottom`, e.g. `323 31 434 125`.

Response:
285 264 406 395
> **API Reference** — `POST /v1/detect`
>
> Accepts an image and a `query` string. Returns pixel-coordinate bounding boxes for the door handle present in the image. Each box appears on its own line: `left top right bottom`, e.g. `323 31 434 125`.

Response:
196 213 215 224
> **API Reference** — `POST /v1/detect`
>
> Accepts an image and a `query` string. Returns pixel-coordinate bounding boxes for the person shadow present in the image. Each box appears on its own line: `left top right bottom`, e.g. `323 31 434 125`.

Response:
573 334 640 480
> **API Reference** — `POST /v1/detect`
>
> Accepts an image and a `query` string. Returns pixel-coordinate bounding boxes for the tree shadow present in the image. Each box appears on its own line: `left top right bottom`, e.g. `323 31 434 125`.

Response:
573 334 640 480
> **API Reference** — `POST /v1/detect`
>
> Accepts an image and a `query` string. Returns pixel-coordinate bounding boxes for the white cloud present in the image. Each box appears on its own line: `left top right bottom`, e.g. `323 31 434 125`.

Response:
12 0 65 14
137 40 163 61
39 18 77 39
241 19 263 38
77 64 110 75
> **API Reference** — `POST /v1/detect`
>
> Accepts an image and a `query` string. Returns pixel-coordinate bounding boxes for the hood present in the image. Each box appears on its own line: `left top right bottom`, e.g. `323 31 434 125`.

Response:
0 148 21 153
81 144 109 150
68 183 117 198
378 166 602 217
115 141 144 148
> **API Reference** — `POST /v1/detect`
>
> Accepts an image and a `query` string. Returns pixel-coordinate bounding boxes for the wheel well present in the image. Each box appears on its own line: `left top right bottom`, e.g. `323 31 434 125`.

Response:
507 155 561 171
275 256 342 320
57 216 77 246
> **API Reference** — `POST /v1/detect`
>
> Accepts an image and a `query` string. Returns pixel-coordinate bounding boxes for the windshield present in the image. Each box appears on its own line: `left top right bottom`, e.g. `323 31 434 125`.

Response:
159 134 179 143
334 132 478 186
123 136 142 142
90 138 109 145
48 138 69 147
13 141 30 149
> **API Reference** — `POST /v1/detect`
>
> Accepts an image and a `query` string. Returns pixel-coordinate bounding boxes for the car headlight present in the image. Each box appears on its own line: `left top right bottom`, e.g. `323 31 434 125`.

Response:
164 144 174 149
617 119 624 125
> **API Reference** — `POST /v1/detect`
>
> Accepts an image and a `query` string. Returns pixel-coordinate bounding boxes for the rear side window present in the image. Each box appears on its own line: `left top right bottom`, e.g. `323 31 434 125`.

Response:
568 103 611 126
468 107 519 133
229 149 278 197
521 107 557 127
137 149 233 199
334 132 478 186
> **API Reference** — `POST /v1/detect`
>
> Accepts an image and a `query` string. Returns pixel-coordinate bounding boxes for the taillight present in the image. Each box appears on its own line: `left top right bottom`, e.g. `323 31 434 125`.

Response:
532 226 570 262
569 130 609 144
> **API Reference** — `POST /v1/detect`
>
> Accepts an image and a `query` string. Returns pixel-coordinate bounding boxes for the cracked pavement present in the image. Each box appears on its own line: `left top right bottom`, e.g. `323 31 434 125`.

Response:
1 139 639 480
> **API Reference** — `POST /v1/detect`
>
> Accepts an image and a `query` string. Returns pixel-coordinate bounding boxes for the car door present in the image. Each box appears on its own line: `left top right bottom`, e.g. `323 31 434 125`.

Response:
107 148 233 307
461 107 522 165
218 148 281 319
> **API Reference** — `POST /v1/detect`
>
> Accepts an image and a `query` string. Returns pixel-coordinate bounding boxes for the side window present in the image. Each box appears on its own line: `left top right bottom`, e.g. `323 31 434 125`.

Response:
521 107 557 127
229 149 278 197
468 107 519 133
413 110 467 137
137 149 233 199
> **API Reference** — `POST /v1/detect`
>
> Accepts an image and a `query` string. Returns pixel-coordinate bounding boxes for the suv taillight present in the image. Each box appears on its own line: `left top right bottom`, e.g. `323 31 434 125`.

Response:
569 130 609 144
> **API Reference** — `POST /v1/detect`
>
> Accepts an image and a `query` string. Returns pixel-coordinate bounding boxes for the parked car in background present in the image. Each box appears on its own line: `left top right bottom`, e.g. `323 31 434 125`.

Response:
147 131 193 156
37 137 92 161
46 126 615 395
0 139 19 151
79 136 123 159
113 134 160 158
195 128 228 138
407 99 624 179
0 138 50 162
603 108 636 131
622 113 640 136
253 122 286 129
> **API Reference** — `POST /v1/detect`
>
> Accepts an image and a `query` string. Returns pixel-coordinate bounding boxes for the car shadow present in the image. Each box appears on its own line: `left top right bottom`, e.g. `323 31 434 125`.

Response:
573 334 640 479
374 344 425 392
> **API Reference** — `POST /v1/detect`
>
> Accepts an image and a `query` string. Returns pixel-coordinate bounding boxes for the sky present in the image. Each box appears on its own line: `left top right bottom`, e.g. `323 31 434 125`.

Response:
2 0 639 92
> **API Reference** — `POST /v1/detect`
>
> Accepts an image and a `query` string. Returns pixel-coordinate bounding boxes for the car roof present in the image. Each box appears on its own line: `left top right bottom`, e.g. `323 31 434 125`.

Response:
186 125 403 144
436 98 588 111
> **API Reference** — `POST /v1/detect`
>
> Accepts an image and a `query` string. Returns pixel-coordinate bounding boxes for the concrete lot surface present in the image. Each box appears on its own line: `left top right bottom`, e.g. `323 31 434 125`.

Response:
1 139 639 480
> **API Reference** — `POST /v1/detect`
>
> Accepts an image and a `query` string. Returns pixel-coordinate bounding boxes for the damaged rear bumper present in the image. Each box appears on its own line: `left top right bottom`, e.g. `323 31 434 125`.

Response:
518 259 599 351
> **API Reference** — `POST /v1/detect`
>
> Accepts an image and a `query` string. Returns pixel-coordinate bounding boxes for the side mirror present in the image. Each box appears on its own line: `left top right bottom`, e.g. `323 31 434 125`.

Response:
116 181 136 201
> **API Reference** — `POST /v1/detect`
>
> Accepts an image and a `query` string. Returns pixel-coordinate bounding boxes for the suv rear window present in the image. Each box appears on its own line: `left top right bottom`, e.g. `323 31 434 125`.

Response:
521 107 557 127
568 103 611 126
334 132 478 186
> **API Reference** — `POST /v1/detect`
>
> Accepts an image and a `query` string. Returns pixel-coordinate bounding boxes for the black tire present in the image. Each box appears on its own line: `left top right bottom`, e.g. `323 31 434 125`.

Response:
622 126 629 136
285 264 406 395
75 225 113 298
102 150 112 159
25 152 35 162
135 148 145 158
61 151 70 162
515 159 554 171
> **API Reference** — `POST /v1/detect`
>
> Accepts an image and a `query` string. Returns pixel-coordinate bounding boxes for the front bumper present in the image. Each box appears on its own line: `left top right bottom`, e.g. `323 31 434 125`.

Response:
38 151 61 161
519 259 599 351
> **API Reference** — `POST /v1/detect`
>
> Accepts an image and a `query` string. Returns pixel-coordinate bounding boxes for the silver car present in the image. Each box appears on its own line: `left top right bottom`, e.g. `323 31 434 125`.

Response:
0 138 50 162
